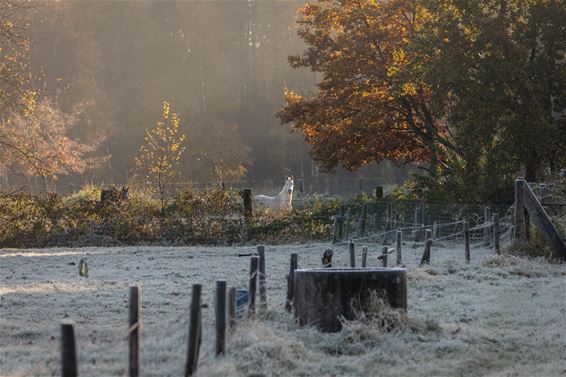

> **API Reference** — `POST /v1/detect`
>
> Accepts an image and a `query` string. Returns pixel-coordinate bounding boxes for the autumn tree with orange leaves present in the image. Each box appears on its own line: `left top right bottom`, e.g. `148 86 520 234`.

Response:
279 0 566 201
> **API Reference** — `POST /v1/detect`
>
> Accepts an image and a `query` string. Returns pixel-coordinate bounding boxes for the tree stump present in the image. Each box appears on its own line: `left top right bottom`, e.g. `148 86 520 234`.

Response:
293 268 407 332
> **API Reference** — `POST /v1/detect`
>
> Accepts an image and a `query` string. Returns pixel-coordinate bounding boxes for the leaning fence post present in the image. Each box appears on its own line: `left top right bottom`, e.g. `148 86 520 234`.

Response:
464 221 470 263
493 214 500 255
129 286 141 377
257 245 267 313
285 253 298 311
61 321 78 377
248 256 259 318
228 287 236 330
185 284 202 377
361 246 368 267
215 280 226 356
381 246 388 267
349 240 356 267
396 229 402 265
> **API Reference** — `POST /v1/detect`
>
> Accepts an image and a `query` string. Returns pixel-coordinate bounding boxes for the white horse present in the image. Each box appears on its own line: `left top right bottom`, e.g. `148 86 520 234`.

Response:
254 176 294 211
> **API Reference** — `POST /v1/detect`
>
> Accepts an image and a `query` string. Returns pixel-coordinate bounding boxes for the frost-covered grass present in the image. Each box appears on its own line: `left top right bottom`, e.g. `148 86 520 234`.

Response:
1 243 565 377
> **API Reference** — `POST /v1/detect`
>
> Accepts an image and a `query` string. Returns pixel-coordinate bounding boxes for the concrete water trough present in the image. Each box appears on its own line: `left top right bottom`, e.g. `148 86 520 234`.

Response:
293 267 407 332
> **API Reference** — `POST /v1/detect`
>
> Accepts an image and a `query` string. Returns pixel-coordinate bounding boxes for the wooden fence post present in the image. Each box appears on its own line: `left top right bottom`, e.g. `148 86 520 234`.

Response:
493 214 500 255
129 286 140 377
359 204 367 237
396 229 402 265
374 186 383 199
286 253 299 311
361 246 368 268
420 239 433 266
332 215 342 244
61 322 78 377
464 221 470 263
248 256 259 318
257 245 267 313
349 240 356 267
381 246 388 267
215 280 226 356
185 284 202 377
514 178 526 241
322 249 333 268
243 189 252 218
228 287 236 330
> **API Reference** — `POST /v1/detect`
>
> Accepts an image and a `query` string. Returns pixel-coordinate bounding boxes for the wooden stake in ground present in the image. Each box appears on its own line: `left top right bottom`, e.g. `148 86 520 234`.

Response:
464 221 470 263
381 246 388 267
332 215 342 244
185 284 202 377
396 229 402 265
286 253 299 311
322 249 333 268
361 246 368 268
359 204 368 237
420 239 433 266
349 240 356 267
129 286 141 377
215 280 226 356
228 287 236 330
484 207 491 246
248 256 259 318
257 245 267 312
61 321 78 377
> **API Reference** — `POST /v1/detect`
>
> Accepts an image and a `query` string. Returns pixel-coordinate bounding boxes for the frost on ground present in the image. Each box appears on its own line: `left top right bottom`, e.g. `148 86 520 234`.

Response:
1 243 565 377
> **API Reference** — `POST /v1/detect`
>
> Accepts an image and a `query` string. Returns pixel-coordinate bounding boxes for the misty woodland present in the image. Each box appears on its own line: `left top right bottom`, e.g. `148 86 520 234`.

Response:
0 1 565 377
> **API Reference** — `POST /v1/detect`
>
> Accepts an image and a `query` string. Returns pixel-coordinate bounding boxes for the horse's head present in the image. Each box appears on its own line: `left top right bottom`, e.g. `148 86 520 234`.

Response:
285 175 294 194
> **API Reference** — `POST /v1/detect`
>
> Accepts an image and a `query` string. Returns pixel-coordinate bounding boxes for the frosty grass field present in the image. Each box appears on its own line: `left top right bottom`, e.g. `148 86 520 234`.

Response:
1 242 565 377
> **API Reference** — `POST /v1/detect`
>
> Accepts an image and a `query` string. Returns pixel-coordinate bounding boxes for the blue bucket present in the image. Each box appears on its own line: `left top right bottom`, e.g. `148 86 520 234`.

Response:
236 289 249 319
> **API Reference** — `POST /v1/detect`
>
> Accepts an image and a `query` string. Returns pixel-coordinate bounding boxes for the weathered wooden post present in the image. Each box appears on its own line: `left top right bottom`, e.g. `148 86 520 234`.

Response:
381 246 388 267
285 253 298 312
322 249 333 268
185 284 202 377
514 178 526 241
349 240 356 267
374 186 383 199
420 239 433 266
493 214 500 255
238 219 245 246
248 256 259 318
464 221 470 263
484 207 492 246
294 268 407 332
228 287 236 330
396 229 402 265
215 280 226 356
297 178 304 195
61 321 78 377
129 286 140 377
359 204 368 237
257 245 267 312
361 246 368 268
243 189 252 218
332 215 342 244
